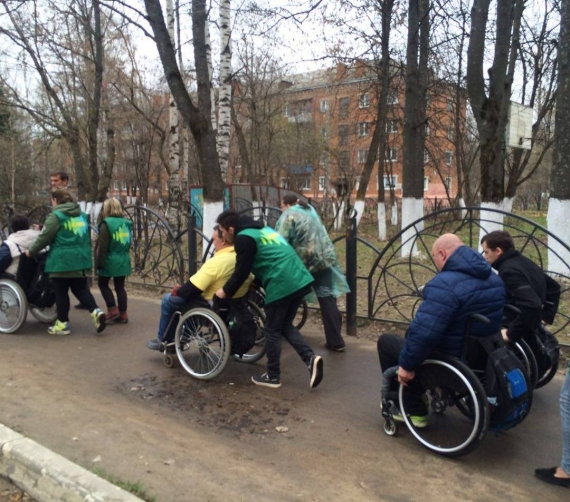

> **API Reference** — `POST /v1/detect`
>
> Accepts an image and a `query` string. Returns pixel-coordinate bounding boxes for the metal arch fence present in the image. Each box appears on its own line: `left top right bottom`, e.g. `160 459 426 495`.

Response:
366 207 570 347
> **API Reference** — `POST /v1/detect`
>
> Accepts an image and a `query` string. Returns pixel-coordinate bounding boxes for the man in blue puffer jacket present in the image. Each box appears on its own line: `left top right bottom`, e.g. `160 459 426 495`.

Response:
377 233 506 426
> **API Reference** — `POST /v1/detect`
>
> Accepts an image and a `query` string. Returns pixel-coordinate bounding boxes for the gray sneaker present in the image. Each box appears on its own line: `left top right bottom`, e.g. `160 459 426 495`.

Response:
146 338 161 351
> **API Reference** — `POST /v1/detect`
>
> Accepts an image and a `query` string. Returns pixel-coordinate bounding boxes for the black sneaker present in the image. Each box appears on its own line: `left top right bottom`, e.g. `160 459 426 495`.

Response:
324 343 346 352
146 338 161 351
251 373 282 388
308 355 324 388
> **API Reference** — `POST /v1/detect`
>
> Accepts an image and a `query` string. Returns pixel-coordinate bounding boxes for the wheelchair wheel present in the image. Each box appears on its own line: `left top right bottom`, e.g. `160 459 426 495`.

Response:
174 307 230 380
535 361 558 389
399 354 489 457
232 300 266 364
510 340 538 389
294 299 308 330
0 279 28 334
29 304 57 324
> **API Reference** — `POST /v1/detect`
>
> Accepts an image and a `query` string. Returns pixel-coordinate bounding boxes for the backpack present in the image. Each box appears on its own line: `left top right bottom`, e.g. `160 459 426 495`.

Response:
485 346 531 431
534 326 560 377
16 252 56 309
227 300 257 356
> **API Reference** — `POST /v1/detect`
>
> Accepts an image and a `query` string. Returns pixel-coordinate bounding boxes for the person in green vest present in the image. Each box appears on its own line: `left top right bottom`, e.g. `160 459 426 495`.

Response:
215 210 323 390
96 198 132 323
26 190 106 336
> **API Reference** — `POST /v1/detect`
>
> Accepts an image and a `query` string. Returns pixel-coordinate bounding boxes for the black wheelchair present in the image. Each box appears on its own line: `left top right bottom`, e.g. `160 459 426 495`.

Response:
381 314 533 457
0 271 57 334
159 297 266 380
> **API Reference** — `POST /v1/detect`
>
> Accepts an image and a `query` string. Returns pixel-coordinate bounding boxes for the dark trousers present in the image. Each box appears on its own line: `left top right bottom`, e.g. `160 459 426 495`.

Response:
377 334 427 416
317 295 344 348
264 288 314 379
52 277 98 323
98 276 127 312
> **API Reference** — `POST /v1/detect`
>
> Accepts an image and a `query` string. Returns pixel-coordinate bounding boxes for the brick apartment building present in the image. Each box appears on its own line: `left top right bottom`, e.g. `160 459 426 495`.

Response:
235 61 463 203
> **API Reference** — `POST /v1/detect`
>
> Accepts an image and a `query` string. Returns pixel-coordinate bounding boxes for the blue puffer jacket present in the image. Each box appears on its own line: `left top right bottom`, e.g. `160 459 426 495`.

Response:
399 246 506 371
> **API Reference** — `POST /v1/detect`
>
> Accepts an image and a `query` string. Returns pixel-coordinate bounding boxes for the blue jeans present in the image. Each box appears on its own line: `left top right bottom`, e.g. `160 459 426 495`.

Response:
561 361 570 474
157 294 189 342
263 289 314 379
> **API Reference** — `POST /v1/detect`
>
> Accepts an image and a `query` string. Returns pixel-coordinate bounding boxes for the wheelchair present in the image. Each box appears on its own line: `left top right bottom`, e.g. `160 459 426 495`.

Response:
160 298 266 380
248 285 308 330
381 314 533 457
0 273 57 334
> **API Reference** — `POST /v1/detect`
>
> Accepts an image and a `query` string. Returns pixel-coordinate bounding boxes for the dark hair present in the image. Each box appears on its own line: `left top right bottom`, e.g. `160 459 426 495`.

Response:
50 171 69 182
51 190 74 204
10 214 30 233
213 224 223 239
282 194 309 209
480 230 515 252
216 210 240 231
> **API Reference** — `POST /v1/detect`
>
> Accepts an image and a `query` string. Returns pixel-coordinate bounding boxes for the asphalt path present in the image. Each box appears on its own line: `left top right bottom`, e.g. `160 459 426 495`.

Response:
0 292 568 501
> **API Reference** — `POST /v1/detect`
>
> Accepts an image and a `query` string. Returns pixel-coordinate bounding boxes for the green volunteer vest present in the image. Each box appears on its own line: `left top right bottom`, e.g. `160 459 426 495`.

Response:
45 210 92 273
98 217 132 277
238 227 313 304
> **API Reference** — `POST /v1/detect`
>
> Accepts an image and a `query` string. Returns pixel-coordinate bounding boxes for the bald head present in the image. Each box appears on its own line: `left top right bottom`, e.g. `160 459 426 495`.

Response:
432 233 464 271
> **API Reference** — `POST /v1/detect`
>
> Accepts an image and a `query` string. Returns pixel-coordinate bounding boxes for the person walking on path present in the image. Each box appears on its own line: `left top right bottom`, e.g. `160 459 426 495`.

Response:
215 210 323 390
96 199 132 324
276 195 350 352
535 360 570 488
26 190 106 336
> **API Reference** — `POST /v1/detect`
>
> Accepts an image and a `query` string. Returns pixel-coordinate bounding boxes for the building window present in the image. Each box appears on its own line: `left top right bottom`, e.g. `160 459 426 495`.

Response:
387 147 397 162
383 175 397 189
386 120 398 134
113 181 119 190
280 177 290 189
122 181 128 191
447 125 454 140
320 100 329 112
387 91 399 105
283 104 290 117
444 177 452 190
318 176 326 191
358 149 368 164
359 92 370 108
445 151 453 165
358 122 370 137
339 97 350 119
447 99 454 112
339 150 350 170
338 124 349 146
297 178 311 191
424 176 429 191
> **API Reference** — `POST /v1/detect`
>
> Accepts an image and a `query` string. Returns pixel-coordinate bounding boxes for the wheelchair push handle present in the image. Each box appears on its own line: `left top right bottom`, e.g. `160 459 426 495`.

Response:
464 313 490 338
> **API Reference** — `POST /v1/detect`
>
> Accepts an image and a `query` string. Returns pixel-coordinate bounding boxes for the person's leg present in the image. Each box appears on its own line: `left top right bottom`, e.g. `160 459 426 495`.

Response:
52 278 71 323
377 334 405 372
279 294 315 366
69 277 98 311
158 293 188 342
113 276 127 314
318 295 345 349
262 301 290 380
97 276 116 308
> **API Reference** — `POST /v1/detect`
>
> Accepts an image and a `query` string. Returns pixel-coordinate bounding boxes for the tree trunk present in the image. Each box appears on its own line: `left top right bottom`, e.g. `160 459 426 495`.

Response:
217 0 232 181
547 0 570 275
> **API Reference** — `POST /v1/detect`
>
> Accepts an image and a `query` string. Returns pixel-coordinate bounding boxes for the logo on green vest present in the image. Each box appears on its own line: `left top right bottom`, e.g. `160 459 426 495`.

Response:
113 224 131 245
260 228 286 245
63 216 87 236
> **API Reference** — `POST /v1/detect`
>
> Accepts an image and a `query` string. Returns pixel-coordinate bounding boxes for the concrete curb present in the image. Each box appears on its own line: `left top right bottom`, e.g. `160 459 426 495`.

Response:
0 424 143 502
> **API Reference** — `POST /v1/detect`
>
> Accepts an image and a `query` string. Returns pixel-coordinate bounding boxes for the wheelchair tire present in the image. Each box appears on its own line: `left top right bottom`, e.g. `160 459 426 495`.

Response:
294 299 308 330
174 307 230 380
29 304 57 324
510 340 538 390
0 279 28 334
535 361 558 389
232 301 266 364
399 354 489 458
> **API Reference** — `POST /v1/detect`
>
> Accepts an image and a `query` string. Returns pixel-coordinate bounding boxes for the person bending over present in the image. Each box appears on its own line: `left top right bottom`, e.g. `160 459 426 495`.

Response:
0 215 40 275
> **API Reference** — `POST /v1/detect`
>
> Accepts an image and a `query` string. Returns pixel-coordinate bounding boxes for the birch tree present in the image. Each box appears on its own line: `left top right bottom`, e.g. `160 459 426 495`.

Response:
217 0 232 181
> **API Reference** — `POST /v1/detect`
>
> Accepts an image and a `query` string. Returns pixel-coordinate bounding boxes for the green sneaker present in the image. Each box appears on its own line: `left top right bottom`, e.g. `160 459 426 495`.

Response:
389 403 429 428
47 320 70 336
91 308 106 333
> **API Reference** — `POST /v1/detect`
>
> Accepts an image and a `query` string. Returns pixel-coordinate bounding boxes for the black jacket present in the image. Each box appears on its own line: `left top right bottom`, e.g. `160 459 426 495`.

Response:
493 249 560 342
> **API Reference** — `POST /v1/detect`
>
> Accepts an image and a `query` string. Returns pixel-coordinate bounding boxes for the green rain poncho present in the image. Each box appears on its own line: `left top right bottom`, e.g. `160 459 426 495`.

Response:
275 204 350 298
